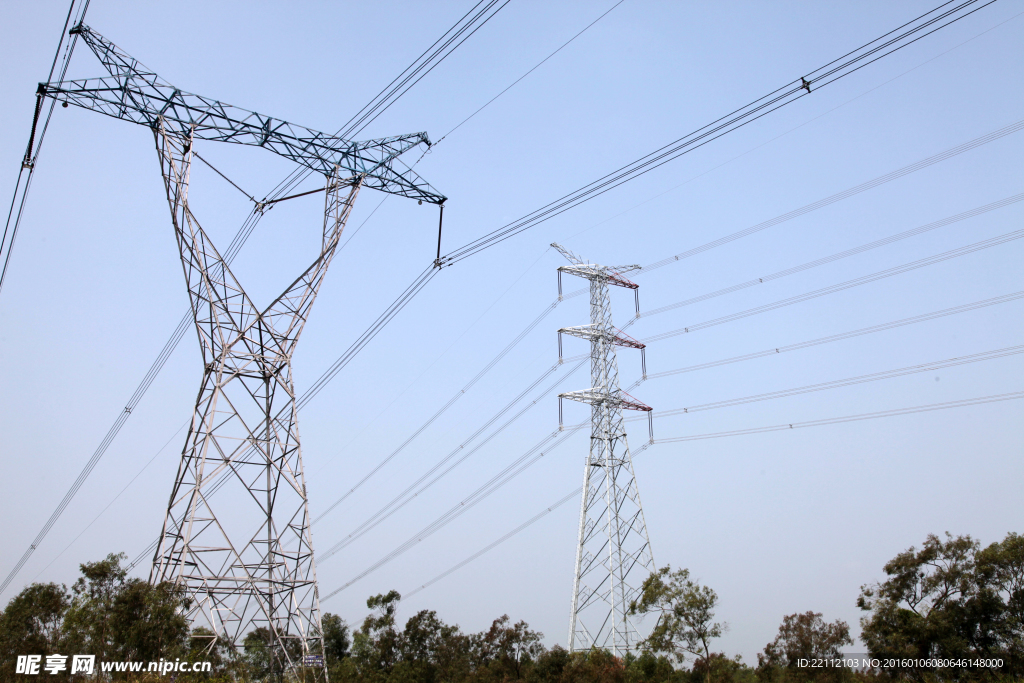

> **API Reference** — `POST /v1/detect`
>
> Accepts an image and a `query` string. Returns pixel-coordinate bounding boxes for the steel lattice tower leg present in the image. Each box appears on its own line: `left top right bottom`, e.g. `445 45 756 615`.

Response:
553 243 655 658
150 120 360 676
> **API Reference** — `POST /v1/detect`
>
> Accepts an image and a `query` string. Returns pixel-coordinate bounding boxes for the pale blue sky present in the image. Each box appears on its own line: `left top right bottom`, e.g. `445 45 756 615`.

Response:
1 0 1022 664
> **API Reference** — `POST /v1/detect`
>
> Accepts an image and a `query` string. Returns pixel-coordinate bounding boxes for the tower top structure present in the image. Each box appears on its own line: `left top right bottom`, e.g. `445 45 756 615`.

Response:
551 242 640 287
39 24 446 204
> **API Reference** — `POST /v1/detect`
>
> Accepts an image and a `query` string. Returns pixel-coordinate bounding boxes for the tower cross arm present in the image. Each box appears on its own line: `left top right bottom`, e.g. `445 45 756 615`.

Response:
559 325 645 350
607 270 640 290
553 239 641 285
558 389 651 412
41 24 446 204
556 264 640 287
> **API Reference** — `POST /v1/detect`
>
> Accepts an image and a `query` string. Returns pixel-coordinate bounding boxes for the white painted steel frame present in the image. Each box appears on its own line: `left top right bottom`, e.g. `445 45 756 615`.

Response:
553 244 655 658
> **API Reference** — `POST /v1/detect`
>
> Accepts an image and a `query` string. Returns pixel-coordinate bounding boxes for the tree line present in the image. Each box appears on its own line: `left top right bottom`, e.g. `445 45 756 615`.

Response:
1 531 1020 682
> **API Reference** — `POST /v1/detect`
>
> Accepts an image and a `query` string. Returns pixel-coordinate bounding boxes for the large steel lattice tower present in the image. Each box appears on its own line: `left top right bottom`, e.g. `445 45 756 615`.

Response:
150 125 356 665
39 24 446 674
552 243 655 657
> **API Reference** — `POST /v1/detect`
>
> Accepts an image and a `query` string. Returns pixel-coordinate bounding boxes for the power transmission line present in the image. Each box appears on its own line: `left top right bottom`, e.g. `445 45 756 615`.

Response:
640 228 1024 344
23 0 1012 592
561 7 1024 245
402 390 1023 598
629 290 1024 389
264 0 620 239
323 343 1020 596
258 0 634 491
315 194 1024 556
30 28 1022 585
638 192 1024 319
549 118 1023 302
638 117 1023 272
29 421 188 582
298 265 439 410
316 357 589 563
313 322 654 560
627 345 1024 422
316 235 1024 572
311 300 562 523
340 1 510 140
69 286 1024 581
134 198 1024 574
263 0 511 202
127 213 1024 576
404 487 580 599
440 0 1001 265
309 143 1024 526
0 0 91 296
0 2 506 598
654 391 1024 442
323 425 595 601
436 0 627 144
293 0 636 483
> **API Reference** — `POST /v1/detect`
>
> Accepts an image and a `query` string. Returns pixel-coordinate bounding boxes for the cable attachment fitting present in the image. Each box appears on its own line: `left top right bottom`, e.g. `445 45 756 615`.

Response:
24 85 47 169
434 203 445 266
801 77 811 93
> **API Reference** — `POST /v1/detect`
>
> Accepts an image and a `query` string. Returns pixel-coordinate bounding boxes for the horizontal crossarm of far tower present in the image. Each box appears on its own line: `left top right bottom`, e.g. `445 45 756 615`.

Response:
558 388 652 414
36 23 446 206
553 243 641 315
558 325 647 375
558 378 653 443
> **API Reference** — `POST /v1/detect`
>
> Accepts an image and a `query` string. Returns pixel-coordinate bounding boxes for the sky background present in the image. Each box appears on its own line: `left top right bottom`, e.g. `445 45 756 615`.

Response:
1 0 1022 665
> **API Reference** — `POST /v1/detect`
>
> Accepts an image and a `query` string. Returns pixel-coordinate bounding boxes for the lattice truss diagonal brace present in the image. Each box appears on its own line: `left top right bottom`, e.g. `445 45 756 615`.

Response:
149 120 359 671
39 23 446 204
552 243 655 657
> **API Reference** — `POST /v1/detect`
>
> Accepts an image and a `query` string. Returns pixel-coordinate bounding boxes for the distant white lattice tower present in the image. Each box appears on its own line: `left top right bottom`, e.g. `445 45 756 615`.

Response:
552 243 655 657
